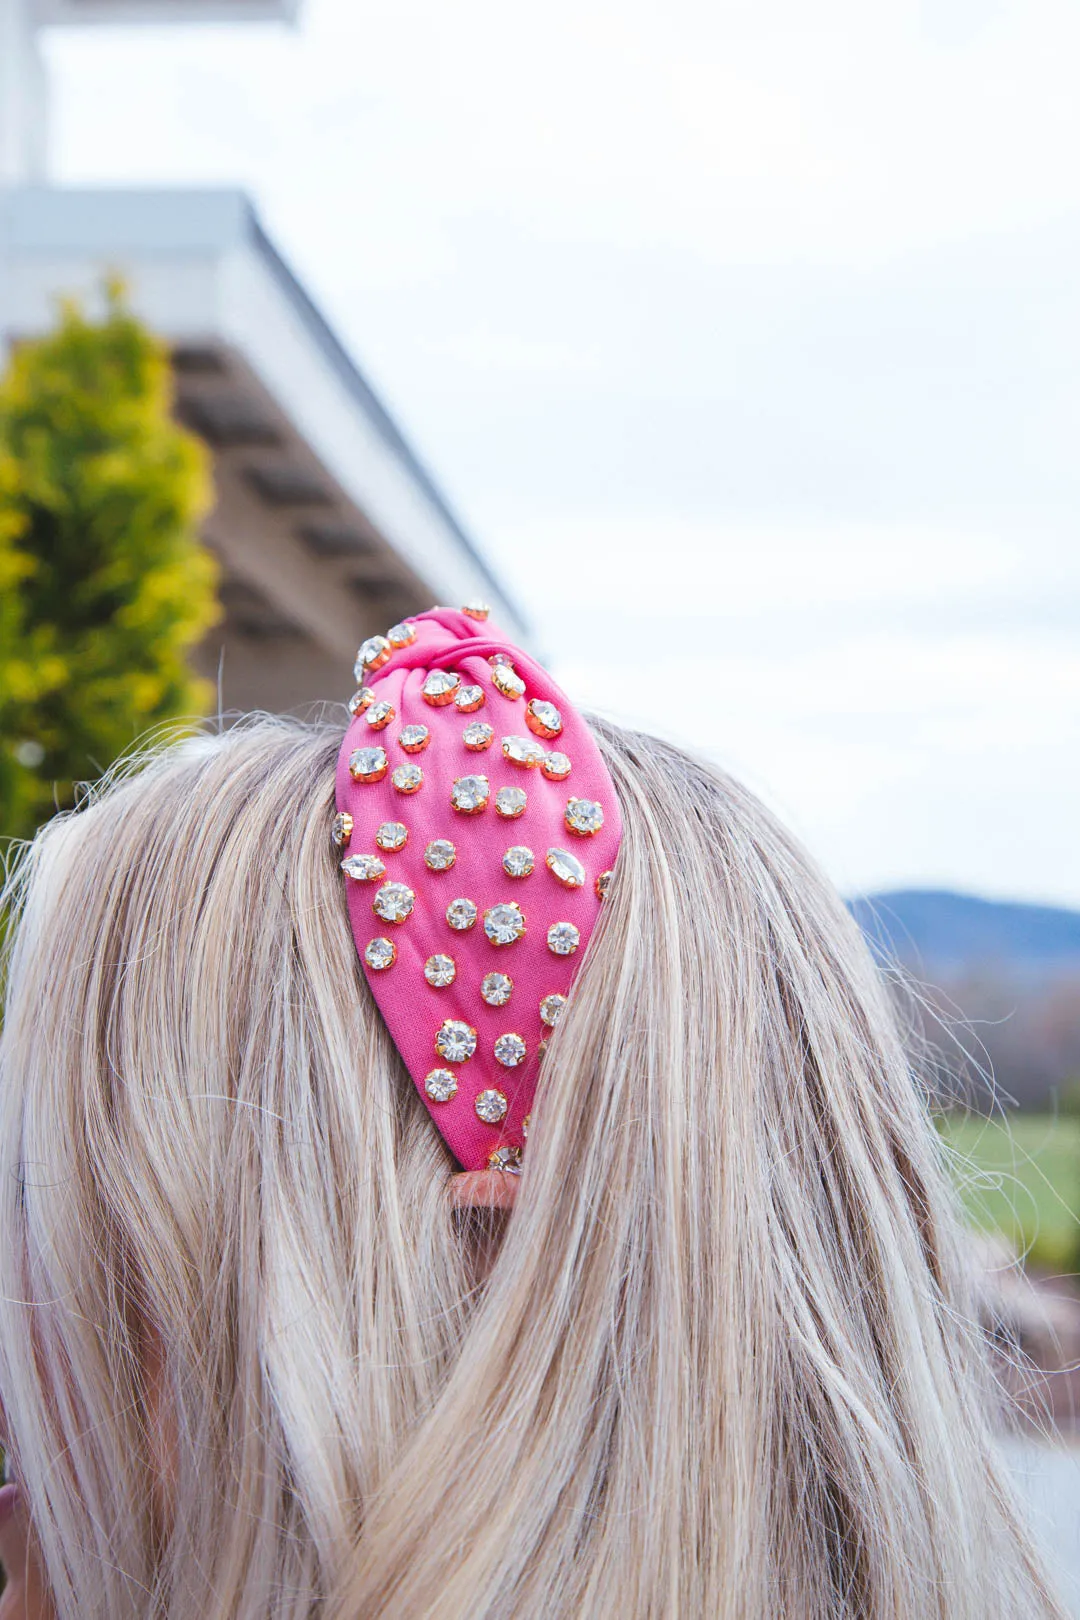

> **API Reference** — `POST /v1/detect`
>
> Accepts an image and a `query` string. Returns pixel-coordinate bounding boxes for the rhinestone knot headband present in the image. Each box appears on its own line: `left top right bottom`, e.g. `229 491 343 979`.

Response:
334 604 622 1173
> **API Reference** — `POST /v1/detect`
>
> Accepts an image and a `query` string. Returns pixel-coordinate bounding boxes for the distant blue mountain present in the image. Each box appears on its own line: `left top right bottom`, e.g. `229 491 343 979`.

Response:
849 889 1080 979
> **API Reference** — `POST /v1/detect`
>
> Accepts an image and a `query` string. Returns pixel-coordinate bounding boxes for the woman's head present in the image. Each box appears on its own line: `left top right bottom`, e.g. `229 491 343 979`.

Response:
0 715 1064 1618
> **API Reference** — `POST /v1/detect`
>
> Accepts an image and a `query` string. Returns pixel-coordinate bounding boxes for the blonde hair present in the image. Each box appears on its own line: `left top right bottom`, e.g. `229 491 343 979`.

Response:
0 715 1066 1618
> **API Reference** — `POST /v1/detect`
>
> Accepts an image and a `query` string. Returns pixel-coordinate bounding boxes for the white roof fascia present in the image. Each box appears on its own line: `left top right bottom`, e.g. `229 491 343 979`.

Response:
34 1 300 24
218 229 525 638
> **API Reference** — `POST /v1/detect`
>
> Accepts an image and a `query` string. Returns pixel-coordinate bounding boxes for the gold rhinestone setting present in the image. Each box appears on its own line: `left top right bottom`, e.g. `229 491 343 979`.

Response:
484 903 526 946
393 763 424 794
365 700 395 730
436 1020 477 1063
446 898 478 931
341 852 386 882
422 670 460 706
451 775 490 814
424 954 457 988
481 972 514 1007
455 683 486 713
376 821 408 852
565 797 604 836
541 752 572 780
546 847 586 888
365 937 396 971
539 993 566 1027
526 699 562 739
503 845 534 878
355 636 391 678
475 1089 508 1123
463 721 494 751
425 1068 457 1102
349 746 387 783
495 785 527 818
494 1032 527 1068
373 881 415 924
424 839 457 872
502 734 545 768
492 664 526 699
399 724 430 753
488 1144 522 1172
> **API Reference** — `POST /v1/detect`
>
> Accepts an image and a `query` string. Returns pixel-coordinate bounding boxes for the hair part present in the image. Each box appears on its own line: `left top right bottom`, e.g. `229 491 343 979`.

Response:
0 715 1067 1618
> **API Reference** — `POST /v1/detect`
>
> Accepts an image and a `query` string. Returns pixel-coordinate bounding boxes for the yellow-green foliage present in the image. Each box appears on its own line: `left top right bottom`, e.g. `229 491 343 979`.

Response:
0 281 220 840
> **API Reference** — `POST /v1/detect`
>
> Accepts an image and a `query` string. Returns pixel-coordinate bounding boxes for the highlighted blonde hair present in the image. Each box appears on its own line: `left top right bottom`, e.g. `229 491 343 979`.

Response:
0 716 1066 1618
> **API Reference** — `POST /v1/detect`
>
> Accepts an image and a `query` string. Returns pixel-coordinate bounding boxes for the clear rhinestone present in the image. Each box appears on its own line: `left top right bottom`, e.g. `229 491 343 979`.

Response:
463 721 494 751
454 683 485 712
375 820 408 852
451 774 489 814
481 971 513 1007
355 635 391 678
349 746 388 782
502 734 545 767
386 622 417 648
425 1067 458 1102
373 881 415 923
526 699 562 739
502 845 534 878
522 1112 532 1138
331 811 353 848
494 1032 527 1068
546 847 586 889
595 869 613 899
365 700 395 730
435 1019 477 1063
488 1144 523 1173
541 751 572 781
484 902 526 946
348 687 375 716
341 852 386 882
547 921 580 956
424 954 457 988
495 786 527 819
489 653 514 668
422 669 461 706
565 797 604 836
424 838 456 872
539 992 567 1027
492 664 526 699
446 898 478 931
364 937 396 971
462 601 491 620
392 763 423 794
398 723 430 753
474 1088 508 1124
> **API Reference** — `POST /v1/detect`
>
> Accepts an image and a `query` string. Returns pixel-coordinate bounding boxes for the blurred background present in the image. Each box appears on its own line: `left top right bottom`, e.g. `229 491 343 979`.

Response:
1 0 1079 1598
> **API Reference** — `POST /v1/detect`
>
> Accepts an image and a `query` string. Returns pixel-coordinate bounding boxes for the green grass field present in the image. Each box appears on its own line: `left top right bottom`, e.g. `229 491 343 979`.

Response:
937 1112 1080 1275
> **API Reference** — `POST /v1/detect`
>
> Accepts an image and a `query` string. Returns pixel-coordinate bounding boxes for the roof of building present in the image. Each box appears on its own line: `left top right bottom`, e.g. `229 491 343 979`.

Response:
34 2 301 24
0 185 528 709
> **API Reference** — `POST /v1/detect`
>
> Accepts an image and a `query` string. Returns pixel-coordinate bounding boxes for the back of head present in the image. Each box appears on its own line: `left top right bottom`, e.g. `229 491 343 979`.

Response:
0 715 1065 1618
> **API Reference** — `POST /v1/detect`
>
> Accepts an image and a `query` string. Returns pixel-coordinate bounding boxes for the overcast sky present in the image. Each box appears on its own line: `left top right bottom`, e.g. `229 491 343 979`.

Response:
40 0 1080 906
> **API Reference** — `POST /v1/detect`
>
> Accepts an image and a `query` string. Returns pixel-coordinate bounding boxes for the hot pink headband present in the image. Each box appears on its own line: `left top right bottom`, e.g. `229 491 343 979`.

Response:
333 605 622 1173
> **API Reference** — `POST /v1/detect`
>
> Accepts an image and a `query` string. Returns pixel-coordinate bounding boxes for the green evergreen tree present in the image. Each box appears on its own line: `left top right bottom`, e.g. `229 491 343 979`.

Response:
0 281 219 841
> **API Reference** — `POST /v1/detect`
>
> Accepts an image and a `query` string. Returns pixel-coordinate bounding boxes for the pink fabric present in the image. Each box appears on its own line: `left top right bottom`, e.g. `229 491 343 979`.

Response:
334 608 622 1171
